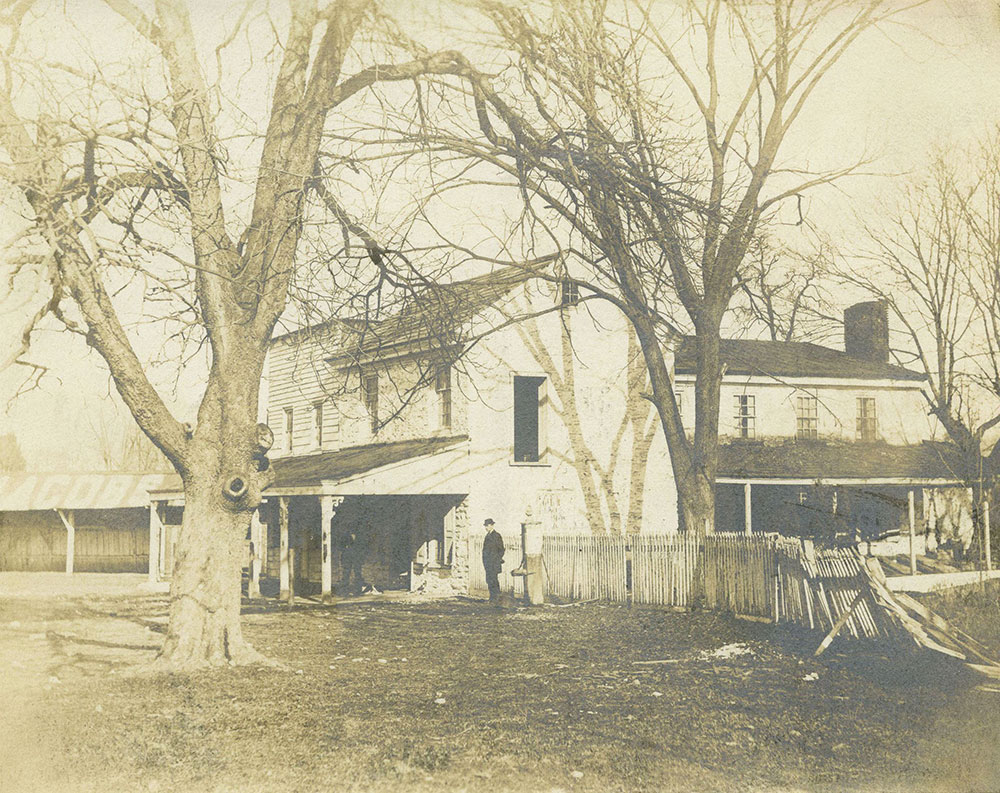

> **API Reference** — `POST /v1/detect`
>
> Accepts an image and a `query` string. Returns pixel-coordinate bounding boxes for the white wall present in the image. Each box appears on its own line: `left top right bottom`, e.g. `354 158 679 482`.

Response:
674 376 938 444
262 276 680 536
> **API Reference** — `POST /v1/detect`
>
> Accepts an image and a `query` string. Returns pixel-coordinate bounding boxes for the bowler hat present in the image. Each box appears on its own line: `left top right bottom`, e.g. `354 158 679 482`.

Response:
484 518 495 526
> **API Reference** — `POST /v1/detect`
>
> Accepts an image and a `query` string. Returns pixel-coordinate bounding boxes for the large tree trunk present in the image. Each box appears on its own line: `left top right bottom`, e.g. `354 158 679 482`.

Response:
156 477 264 671
154 350 273 671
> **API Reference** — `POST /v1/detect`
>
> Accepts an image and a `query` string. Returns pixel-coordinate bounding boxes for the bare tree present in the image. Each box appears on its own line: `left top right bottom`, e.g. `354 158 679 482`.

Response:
0 0 468 670
734 235 839 344
842 143 1000 555
384 0 903 533
87 403 171 472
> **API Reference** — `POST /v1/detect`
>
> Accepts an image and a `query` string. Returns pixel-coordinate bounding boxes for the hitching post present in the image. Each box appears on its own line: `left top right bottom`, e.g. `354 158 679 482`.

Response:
511 506 544 605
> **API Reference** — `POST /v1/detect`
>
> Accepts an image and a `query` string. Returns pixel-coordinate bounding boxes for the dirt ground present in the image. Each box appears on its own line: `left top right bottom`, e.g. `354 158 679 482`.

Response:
1 576 999 793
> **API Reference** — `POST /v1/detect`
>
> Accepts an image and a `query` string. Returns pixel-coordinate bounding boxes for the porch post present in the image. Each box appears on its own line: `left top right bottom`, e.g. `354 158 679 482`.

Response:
319 495 343 604
984 500 992 572
249 506 263 599
908 488 917 575
278 496 290 600
56 509 75 575
744 483 752 536
148 501 162 584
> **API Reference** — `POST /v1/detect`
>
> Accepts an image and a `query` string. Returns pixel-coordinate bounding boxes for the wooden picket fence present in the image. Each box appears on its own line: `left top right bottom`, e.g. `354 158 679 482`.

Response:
631 534 700 608
543 535 628 601
468 530 895 642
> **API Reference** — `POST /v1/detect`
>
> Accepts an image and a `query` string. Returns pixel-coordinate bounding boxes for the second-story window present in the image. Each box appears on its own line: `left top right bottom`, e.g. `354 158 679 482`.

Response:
362 373 379 433
560 278 580 307
283 407 294 452
796 395 818 440
436 366 452 430
857 396 877 441
733 394 755 439
312 401 324 448
513 375 546 462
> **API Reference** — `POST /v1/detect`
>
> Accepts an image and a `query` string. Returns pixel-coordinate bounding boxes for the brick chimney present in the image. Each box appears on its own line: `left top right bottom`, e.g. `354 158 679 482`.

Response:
844 300 889 363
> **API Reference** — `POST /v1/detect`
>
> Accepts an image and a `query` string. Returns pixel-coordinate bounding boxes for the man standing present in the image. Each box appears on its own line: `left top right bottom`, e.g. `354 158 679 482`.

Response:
481 518 505 604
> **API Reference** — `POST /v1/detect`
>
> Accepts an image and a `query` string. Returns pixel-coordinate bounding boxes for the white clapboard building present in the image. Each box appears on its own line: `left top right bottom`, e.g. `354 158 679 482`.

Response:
146 269 971 595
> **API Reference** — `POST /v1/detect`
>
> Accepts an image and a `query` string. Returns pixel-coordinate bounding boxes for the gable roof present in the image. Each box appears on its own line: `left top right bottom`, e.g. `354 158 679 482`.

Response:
674 337 926 382
273 265 543 360
717 440 966 482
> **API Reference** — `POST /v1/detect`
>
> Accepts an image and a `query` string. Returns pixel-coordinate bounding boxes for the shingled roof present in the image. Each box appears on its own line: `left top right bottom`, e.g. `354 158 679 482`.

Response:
717 440 966 482
269 435 468 488
272 264 543 360
674 337 926 382
351 265 541 354
150 436 470 496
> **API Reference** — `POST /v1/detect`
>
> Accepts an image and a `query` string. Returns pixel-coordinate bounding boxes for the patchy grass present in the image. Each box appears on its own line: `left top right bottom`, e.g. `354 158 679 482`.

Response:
1 593 999 793
917 580 1000 656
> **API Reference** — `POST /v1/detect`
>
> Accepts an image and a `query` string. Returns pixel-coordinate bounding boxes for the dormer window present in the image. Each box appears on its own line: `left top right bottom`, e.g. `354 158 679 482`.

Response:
560 278 580 307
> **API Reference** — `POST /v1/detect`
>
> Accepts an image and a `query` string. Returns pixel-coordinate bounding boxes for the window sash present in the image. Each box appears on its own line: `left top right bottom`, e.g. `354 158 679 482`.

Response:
312 402 323 448
363 374 379 432
857 397 877 441
795 395 818 440
560 278 580 306
283 407 294 451
733 394 755 439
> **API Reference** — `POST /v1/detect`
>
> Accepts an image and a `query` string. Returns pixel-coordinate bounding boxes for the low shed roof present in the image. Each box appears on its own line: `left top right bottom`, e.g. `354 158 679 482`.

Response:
717 441 967 483
0 472 175 511
269 435 469 489
149 435 470 496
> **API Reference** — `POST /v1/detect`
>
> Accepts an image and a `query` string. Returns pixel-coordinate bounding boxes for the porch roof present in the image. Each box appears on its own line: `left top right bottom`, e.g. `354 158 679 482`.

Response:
270 435 469 489
717 440 967 485
148 435 471 498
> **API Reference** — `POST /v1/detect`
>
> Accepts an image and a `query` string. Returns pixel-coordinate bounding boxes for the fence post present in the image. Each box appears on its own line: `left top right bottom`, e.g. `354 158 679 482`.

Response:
985 500 992 572
908 489 917 575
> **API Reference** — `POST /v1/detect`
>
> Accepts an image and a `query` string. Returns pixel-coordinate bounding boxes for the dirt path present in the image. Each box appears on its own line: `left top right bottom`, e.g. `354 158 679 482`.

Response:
0 589 165 793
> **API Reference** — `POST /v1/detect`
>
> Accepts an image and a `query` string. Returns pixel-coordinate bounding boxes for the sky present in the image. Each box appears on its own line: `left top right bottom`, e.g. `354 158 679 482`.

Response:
2 0 1000 469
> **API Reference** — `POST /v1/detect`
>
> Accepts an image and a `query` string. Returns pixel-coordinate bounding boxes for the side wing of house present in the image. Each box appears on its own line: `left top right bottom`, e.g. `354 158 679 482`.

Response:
458 276 678 536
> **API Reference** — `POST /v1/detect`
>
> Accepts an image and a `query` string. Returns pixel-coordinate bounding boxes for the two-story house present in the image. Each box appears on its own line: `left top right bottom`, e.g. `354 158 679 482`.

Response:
233 265 673 596
676 302 972 549
146 277 972 595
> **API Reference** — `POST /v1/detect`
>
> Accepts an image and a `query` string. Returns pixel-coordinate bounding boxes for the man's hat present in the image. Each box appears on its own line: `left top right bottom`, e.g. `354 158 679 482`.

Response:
484 518 495 526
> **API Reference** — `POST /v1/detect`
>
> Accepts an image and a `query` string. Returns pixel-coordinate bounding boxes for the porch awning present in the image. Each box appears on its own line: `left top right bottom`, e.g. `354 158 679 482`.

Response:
149 435 472 499
0 472 175 511
716 441 968 486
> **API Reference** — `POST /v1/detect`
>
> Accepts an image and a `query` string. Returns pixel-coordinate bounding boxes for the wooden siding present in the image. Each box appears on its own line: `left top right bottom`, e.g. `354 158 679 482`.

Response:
267 329 467 457
0 508 149 573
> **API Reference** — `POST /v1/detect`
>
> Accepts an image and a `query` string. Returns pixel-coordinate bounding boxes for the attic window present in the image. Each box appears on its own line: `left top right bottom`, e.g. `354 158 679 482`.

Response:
362 373 379 433
560 278 580 307
513 375 546 463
